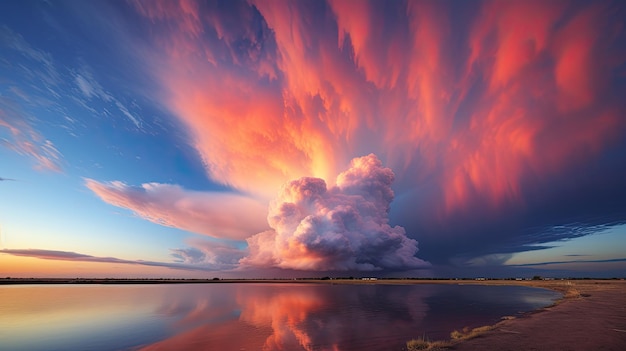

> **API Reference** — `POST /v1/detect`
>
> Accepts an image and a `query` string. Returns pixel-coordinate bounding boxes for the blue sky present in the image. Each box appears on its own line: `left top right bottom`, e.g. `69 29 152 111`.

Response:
1 0 625 278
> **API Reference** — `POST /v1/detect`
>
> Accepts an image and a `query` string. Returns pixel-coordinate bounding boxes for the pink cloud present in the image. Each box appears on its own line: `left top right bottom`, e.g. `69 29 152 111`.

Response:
85 179 268 240
437 0 626 216
127 0 626 250
0 97 63 172
0 248 217 271
241 154 429 271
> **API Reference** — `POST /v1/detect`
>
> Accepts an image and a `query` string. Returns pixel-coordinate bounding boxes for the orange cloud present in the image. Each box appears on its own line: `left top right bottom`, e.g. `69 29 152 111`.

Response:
128 0 626 232
133 0 345 196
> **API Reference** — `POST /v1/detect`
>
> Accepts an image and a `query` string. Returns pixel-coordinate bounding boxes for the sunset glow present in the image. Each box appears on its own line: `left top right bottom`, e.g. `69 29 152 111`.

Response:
1 0 625 278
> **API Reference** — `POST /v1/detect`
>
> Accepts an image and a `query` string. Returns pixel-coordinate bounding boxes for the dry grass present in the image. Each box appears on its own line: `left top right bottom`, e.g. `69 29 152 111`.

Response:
450 325 495 340
406 337 450 350
405 280 626 351
406 324 500 350
434 281 578 345
406 323 497 349
406 338 430 350
563 287 581 299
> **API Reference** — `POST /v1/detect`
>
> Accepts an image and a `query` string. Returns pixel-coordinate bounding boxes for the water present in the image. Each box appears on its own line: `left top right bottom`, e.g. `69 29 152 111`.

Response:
0 283 560 351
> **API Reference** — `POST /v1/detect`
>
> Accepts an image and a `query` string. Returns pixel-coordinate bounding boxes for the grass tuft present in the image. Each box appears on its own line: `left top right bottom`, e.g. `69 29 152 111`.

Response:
406 338 431 350
450 325 494 340
564 288 581 299
406 336 450 350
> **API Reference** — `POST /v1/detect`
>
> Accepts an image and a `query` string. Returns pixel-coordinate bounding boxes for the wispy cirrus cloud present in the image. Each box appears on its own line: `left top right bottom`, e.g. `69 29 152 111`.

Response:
1 23 149 174
71 64 143 130
0 25 61 88
1 22 148 155
0 97 63 172
509 257 626 267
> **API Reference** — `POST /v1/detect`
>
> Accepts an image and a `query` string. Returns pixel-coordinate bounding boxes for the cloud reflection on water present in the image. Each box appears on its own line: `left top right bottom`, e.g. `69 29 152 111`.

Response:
0 284 560 351
138 283 560 351
140 283 435 351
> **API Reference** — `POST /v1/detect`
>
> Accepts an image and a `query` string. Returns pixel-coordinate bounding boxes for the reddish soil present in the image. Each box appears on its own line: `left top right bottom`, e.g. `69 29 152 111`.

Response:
449 280 626 351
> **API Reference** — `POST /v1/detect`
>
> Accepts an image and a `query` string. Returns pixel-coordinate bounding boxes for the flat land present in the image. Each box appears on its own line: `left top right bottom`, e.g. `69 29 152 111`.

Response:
446 280 626 351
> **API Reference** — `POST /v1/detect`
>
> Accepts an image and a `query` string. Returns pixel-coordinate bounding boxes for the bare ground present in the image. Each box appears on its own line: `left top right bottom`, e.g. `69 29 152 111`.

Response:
447 280 626 351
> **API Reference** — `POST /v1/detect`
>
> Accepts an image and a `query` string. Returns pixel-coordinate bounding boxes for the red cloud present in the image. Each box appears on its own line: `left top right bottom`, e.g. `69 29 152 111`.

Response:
126 0 626 243
438 0 626 215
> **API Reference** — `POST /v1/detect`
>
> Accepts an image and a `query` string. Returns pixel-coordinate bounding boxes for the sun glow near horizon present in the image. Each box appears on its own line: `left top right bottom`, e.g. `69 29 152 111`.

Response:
1 0 626 278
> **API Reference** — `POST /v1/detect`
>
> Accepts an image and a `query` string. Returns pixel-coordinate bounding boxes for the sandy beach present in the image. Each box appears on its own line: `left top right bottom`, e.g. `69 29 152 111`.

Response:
447 280 626 351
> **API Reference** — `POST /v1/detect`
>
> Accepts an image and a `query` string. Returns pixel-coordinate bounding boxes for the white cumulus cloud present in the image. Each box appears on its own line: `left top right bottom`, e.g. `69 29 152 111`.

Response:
241 154 430 271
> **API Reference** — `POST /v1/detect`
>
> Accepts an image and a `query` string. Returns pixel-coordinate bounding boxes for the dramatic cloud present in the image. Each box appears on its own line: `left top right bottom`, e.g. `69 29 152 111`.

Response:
0 248 218 271
242 154 429 271
6 0 623 275
84 155 429 273
128 0 626 254
85 179 269 240
128 0 350 195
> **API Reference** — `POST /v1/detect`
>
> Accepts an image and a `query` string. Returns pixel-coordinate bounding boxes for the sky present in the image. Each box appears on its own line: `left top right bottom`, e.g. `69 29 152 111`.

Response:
1 0 625 278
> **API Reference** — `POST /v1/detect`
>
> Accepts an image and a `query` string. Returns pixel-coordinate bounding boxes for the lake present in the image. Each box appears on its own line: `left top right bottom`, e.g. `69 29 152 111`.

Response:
0 283 561 351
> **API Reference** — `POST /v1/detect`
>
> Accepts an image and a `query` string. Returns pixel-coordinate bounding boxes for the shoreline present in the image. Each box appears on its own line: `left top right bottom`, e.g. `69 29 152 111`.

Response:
3 278 624 350
0 277 622 286
442 280 626 351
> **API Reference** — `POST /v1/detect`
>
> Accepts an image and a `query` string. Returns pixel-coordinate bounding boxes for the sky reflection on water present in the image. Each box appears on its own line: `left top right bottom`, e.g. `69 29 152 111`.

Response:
0 283 560 351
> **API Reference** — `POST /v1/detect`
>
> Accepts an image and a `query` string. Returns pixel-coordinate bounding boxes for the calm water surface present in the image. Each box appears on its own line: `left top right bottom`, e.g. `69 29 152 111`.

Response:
0 283 560 351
